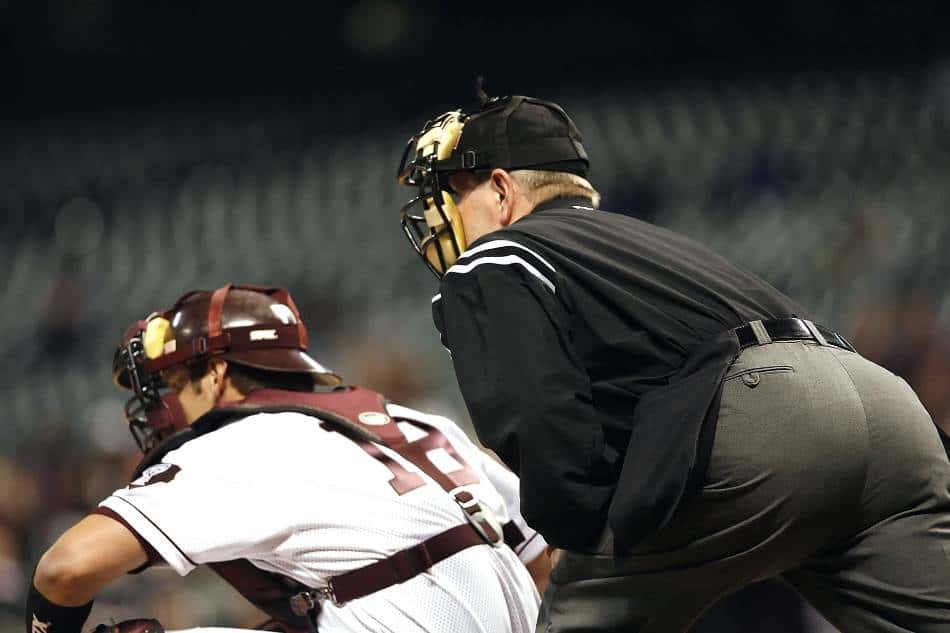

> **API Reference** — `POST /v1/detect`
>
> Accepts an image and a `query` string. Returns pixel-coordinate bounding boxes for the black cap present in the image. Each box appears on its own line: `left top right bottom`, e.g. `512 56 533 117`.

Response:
447 96 590 177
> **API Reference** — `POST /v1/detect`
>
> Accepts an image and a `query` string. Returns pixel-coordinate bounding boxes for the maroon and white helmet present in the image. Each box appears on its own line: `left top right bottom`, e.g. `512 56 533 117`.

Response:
113 284 341 452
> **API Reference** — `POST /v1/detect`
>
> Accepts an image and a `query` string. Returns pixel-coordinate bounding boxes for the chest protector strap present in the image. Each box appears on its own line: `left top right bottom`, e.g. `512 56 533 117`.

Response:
218 388 524 606
220 387 522 547
134 387 525 620
208 560 313 633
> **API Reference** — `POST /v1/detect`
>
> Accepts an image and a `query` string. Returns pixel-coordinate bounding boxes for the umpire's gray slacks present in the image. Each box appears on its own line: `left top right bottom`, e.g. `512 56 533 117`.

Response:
538 341 950 632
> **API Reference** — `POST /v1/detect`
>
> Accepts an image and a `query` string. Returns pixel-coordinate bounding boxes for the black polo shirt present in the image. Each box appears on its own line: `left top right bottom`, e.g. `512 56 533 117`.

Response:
433 196 807 549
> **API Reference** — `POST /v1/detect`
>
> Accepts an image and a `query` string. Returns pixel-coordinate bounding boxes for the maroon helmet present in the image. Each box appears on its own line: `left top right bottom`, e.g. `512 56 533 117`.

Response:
113 284 341 452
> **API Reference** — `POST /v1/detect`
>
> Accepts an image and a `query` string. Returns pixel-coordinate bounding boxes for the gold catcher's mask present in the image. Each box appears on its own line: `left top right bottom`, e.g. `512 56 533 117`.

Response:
397 110 468 277
397 95 590 277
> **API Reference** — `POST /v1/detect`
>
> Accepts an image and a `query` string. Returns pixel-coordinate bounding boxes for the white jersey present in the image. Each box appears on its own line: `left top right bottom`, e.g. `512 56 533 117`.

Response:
99 403 545 633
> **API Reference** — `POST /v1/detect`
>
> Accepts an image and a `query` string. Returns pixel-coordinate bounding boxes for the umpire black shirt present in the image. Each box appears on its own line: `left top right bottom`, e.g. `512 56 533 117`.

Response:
433 196 806 550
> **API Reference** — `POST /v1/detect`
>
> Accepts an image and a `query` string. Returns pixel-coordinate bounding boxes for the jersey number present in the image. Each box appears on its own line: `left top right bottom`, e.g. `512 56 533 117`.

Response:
327 419 480 495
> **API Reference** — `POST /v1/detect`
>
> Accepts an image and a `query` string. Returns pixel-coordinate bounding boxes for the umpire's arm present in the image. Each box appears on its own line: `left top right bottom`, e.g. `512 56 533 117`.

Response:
437 256 615 551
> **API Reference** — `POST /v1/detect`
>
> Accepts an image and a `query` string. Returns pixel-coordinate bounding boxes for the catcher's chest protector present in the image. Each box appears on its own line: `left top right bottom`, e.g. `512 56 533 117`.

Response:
130 389 394 633
131 387 522 631
130 387 399 632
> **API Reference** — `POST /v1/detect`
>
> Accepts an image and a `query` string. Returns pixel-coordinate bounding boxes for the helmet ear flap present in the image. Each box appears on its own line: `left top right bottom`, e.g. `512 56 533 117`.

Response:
143 317 175 360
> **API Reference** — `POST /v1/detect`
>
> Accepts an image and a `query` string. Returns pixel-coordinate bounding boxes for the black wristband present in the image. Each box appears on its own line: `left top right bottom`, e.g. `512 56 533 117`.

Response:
25 579 93 633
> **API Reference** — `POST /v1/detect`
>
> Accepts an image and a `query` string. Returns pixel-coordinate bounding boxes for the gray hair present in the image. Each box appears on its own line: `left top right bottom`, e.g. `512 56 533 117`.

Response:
511 169 601 208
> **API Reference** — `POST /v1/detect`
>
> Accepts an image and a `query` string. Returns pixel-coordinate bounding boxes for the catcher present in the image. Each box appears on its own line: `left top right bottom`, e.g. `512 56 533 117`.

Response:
27 284 547 633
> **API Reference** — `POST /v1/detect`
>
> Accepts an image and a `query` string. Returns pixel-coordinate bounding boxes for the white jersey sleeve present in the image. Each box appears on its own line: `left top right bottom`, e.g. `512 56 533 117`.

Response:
99 433 292 575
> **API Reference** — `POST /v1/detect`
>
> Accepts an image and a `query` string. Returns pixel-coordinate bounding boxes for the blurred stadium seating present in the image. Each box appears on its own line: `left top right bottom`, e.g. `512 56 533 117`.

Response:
3 69 950 631
3 70 949 447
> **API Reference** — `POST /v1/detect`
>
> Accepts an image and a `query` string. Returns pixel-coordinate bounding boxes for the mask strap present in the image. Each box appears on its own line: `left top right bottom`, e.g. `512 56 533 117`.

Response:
208 284 233 339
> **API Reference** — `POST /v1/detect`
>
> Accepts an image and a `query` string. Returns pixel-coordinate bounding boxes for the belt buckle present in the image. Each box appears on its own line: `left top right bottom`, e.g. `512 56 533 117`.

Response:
290 583 343 614
454 489 503 546
458 502 503 546
463 508 503 546
319 581 342 606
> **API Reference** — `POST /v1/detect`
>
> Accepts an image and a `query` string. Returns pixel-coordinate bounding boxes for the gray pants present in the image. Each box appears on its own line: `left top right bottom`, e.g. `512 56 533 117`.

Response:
539 341 950 632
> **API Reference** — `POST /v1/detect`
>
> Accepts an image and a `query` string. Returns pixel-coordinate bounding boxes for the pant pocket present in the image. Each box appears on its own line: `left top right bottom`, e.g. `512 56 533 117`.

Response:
724 365 794 388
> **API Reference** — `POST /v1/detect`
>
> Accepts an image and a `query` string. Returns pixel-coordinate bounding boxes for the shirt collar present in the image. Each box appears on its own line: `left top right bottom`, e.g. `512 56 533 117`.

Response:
531 196 598 214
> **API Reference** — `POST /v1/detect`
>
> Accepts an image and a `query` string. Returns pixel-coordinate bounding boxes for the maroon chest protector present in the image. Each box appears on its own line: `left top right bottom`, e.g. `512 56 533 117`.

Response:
229 387 482 494
134 386 524 631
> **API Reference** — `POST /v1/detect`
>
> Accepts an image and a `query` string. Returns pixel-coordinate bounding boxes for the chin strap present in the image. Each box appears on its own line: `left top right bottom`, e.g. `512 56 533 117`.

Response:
141 393 189 450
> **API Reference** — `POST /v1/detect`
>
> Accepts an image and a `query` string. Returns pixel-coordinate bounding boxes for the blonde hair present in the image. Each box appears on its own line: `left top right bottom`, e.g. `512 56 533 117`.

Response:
511 169 601 208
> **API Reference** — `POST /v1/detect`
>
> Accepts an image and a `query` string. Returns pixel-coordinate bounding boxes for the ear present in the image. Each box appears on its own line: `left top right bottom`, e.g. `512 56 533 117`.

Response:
489 169 516 226
208 358 229 394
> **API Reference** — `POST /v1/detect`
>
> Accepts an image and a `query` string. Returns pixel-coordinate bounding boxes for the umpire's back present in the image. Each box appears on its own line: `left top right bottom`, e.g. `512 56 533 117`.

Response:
438 196 808 541
505 197 807 400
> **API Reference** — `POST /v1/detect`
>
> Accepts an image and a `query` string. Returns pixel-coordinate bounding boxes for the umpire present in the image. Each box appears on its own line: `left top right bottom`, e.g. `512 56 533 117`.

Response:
395 94 950 632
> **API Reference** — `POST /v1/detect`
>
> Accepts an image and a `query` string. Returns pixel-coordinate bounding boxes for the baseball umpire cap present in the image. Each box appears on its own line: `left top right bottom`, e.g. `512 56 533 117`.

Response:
399 95 590 183
397 95 590 277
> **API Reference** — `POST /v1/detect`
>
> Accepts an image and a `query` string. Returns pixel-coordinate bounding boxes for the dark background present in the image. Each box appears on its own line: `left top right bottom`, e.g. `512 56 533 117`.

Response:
3 2 947 116
3 2 950 631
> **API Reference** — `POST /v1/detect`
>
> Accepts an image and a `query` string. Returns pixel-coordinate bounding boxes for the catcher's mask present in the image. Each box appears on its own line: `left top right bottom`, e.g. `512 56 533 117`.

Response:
397 95 589 277
113 284 341 453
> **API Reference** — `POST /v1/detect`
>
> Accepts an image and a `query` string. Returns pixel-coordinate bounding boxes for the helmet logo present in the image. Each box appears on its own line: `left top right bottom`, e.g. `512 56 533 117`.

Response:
249 329 279 341
359 411 391 426
129 462 181 488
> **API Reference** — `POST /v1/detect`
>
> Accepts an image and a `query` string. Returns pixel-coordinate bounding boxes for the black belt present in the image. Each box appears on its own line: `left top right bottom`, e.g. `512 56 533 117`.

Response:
733 318 855 353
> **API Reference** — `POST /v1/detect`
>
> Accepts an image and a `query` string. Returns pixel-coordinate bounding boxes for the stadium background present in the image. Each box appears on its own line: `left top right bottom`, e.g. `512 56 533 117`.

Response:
2 2 949 631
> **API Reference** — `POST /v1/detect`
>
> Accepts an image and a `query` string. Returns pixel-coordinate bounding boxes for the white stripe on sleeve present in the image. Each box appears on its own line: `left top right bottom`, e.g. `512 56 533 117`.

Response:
458 239 556 272
445 255 555 293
